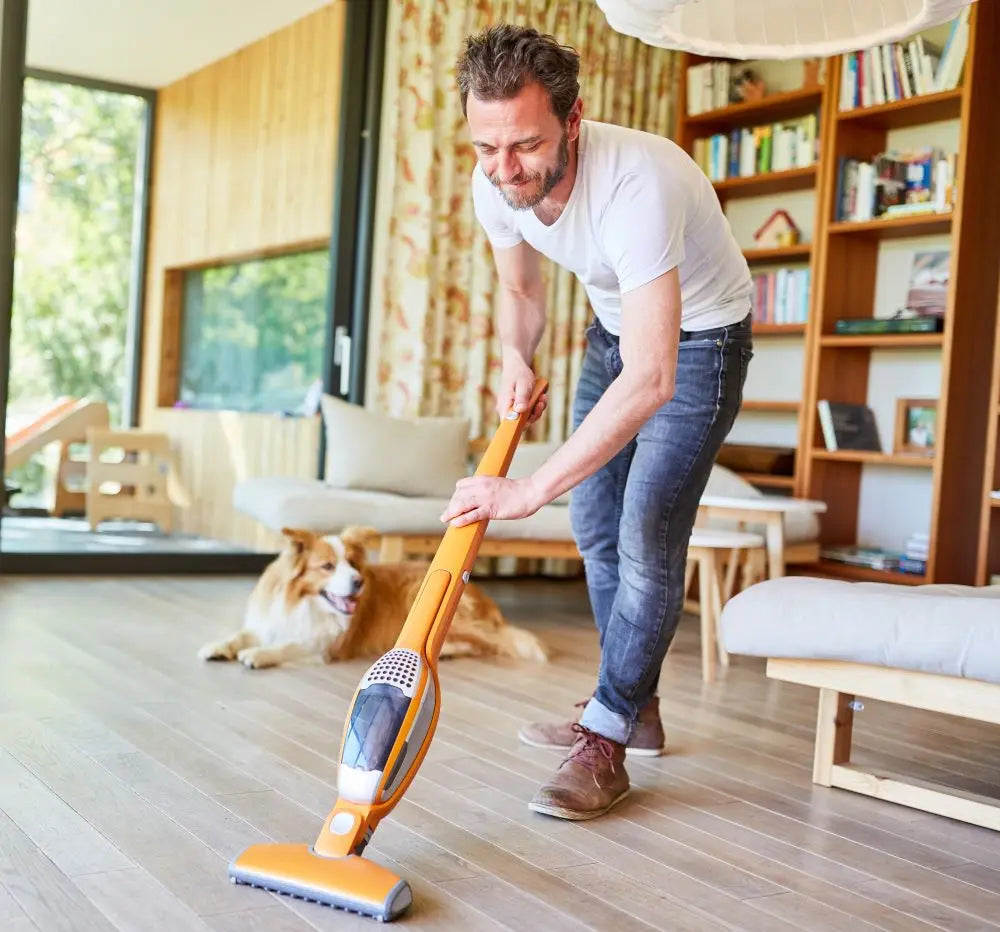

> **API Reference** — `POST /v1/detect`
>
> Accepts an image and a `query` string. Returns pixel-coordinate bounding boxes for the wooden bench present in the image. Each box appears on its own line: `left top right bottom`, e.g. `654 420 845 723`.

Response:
721 575 1000 831
766 658 1000 831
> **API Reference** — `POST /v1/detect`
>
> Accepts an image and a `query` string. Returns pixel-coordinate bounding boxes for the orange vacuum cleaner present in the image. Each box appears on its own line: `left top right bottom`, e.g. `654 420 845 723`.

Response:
228 379 548 921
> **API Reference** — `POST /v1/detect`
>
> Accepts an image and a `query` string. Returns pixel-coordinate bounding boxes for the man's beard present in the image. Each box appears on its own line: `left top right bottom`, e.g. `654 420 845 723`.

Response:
489 131 569 210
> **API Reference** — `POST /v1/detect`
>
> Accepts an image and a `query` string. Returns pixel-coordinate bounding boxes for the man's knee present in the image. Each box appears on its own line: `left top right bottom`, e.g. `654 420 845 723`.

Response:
569 483 617 554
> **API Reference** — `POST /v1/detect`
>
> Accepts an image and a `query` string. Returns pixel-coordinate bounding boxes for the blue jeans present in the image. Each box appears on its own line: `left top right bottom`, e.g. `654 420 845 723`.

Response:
571 312 752 745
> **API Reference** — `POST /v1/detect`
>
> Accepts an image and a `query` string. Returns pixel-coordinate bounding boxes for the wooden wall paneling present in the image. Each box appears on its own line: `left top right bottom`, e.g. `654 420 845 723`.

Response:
139 2 346 548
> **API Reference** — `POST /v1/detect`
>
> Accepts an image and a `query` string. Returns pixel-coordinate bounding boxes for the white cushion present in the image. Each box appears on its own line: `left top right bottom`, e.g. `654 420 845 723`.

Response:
234 477 451 534
703 465 819 544
720 576 1000 685
320 395 468 498
232 476 575 541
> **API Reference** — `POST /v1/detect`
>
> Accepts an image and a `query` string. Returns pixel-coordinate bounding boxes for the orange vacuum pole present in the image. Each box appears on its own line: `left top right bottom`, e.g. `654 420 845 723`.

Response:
229 378 548 921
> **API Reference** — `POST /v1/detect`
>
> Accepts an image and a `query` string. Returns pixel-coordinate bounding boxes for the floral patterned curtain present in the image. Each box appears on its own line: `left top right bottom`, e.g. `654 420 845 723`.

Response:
367 0 679 444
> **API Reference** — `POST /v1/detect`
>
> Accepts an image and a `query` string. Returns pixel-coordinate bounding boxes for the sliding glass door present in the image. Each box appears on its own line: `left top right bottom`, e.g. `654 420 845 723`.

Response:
4 76 146 510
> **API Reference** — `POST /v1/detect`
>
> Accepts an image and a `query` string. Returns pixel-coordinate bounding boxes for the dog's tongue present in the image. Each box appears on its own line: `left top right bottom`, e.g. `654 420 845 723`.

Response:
332 594 357 614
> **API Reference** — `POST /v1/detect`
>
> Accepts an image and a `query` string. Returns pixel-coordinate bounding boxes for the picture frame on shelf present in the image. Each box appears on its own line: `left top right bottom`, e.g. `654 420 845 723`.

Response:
894 398 938 455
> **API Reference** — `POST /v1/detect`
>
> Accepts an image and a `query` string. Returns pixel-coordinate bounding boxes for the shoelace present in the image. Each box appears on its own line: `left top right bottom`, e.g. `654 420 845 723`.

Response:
567 723 617 787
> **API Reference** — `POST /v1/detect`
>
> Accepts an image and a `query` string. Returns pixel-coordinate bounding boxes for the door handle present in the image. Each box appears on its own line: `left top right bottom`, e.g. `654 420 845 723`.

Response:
334 326 352 397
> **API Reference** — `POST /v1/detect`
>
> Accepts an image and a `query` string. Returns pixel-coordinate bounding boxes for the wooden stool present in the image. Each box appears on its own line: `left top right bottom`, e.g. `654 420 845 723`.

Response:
686 527 766 683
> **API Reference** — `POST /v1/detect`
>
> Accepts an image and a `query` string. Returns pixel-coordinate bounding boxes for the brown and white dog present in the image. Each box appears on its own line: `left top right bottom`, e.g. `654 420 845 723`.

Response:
197 525 549 669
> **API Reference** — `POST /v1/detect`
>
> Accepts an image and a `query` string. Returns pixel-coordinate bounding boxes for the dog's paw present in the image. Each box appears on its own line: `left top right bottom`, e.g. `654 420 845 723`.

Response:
237 647 273 669
198 641 235 661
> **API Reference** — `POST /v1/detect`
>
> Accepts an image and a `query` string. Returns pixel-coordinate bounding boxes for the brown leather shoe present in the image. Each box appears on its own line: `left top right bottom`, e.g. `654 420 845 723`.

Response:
517 695 665 757
528 724 629 820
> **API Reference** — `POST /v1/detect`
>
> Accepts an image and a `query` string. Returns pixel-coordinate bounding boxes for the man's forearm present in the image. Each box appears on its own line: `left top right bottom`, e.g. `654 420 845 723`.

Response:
529 371 672 504
498 290 547 365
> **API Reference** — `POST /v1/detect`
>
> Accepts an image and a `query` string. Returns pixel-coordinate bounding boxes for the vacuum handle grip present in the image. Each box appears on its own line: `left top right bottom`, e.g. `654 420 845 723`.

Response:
474 377 548 480
396 377 547 659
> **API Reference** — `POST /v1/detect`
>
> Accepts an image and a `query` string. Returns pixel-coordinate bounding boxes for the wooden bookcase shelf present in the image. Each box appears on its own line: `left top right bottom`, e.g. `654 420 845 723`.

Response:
741 400 800 412
836 88 964 129
713 165 817 199
819 333 945 348
811 560 927 585
676 51 827 497
754 323 807 336
827 212 953 239
810 450 934 468
800 3 1000 585
739 472 796 489
685 86 825 127
680 5 999 583
744 245 811 263
977 273 1000 584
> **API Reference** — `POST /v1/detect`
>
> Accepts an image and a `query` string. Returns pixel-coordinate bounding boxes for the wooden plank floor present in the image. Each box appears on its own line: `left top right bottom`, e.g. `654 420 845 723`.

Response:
1 575 999 931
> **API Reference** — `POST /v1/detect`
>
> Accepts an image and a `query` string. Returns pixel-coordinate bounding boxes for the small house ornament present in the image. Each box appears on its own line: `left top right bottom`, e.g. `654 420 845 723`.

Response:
754 209 801 248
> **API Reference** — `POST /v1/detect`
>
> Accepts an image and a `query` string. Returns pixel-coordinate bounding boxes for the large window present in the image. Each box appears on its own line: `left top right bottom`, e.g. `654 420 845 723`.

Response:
177 249 329 413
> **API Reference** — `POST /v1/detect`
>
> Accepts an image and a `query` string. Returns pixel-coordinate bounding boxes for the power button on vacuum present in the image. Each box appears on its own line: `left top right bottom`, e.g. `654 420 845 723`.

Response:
330 812 356 835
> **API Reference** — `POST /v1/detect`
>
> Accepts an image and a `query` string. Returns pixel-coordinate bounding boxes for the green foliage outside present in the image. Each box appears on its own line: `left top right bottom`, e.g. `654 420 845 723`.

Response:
6 78 145 501
180 249 328 413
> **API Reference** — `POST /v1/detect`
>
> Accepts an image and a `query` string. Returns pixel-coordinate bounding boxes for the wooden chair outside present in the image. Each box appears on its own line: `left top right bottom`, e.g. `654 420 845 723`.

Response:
85 428 174 533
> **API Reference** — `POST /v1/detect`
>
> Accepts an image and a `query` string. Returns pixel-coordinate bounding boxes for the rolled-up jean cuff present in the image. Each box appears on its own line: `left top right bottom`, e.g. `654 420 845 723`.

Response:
579 697 630 745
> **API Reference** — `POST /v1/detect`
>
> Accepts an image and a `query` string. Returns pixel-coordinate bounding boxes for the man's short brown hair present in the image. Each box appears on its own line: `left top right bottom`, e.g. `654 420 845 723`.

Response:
456 24 580 122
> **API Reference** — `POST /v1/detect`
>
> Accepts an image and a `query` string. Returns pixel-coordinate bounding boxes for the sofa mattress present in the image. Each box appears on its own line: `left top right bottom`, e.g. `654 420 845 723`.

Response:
720 576 1000 684
232 477 575 540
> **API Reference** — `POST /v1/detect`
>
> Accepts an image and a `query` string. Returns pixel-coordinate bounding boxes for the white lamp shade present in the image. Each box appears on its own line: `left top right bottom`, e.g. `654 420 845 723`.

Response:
595 0 977 59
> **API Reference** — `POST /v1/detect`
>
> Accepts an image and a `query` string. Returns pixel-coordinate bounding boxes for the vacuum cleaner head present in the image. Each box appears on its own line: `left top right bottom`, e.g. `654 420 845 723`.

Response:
230 845 412 922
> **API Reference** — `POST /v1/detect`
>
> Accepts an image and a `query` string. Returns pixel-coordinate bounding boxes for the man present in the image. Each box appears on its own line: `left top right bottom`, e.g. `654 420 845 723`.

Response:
442 24 753 821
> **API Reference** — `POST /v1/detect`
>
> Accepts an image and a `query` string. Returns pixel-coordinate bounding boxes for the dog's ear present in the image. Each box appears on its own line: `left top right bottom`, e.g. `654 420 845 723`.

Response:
339 525 379 551
281 527 314 555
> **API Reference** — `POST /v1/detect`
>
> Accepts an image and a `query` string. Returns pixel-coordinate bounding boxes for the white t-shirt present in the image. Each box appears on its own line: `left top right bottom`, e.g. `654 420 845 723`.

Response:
471 119 752 335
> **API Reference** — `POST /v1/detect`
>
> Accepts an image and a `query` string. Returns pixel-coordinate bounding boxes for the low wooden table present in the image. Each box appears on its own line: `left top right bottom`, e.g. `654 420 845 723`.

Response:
688 527 766 683
699 494 827 579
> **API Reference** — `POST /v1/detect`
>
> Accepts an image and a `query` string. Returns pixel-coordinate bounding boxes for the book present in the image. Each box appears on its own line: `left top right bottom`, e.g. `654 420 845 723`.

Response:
817 401 882 452
821 545 901 570
834 315 943 334
904 250 950 318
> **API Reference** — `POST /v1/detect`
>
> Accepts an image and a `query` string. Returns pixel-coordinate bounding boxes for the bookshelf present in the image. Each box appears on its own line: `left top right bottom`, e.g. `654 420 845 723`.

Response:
800 3 1000 585
976 280 1000 585
676 53 833 495
679 5 1000 584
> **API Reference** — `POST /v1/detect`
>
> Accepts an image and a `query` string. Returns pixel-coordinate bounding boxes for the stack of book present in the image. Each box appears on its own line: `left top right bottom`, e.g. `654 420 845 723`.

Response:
693 114 818 183
686 61 737 114
838 8 969 111
751 268 810 325
821 534 929 575
900 532 929 575
835 147 956 222
821 545 903 571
